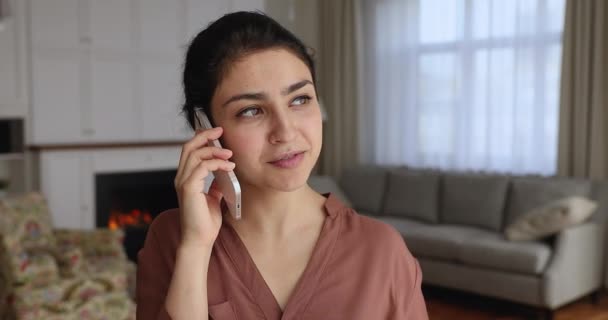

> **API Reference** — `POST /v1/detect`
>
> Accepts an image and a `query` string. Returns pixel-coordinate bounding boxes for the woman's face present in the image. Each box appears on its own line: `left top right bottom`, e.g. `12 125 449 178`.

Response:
209 48 322 192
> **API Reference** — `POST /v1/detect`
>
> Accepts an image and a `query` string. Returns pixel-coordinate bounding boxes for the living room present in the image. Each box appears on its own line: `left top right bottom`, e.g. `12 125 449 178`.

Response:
1 0 607 319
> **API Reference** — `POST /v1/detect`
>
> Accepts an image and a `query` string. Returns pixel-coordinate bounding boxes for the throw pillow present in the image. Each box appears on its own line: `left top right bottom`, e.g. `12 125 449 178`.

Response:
505 196 597 241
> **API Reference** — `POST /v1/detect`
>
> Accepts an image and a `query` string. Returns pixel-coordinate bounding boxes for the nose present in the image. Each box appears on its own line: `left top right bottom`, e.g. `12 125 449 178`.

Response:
268 110 297 144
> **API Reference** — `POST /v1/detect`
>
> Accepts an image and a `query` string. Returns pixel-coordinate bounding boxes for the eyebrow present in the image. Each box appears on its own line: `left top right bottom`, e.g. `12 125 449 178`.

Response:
221 80 313 108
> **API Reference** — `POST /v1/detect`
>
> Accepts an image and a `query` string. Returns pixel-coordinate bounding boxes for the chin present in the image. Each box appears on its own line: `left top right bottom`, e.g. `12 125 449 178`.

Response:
267 169 311 192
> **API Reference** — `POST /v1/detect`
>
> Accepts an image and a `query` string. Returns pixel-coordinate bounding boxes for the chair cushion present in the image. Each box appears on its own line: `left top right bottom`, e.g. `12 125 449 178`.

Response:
441 173 509 231
459 233 552 275
0 193 55 251
506 178 591 226
383 169 440 223
378 217 488 261
6 251 59 288
339 166 388 215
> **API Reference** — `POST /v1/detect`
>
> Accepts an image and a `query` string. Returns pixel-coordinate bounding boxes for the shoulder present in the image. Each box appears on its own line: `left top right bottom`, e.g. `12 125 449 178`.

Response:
140 208 182 262
335 208 420 283
340 208 408 253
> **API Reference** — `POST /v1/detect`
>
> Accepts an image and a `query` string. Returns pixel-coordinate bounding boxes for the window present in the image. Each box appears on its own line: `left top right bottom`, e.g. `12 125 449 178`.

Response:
359 0 566 175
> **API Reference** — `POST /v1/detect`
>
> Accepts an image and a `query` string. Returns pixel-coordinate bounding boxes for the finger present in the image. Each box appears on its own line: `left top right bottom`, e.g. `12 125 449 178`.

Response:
176 127 224 184
180 147 232 184
180 159 236 195
207 180 223 202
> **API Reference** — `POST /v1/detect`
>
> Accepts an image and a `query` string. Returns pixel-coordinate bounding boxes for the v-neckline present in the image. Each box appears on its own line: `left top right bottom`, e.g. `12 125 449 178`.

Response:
218 193 343 319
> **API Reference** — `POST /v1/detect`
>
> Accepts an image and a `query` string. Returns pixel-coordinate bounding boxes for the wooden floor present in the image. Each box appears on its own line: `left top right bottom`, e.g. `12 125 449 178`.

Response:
425 286 608 320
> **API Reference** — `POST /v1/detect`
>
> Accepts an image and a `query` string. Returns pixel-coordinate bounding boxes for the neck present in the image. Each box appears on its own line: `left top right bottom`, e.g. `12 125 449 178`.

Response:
224 184 325 240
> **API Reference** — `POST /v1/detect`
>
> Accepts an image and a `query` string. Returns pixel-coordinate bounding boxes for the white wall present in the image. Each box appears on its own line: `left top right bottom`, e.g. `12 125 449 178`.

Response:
0 0 321 193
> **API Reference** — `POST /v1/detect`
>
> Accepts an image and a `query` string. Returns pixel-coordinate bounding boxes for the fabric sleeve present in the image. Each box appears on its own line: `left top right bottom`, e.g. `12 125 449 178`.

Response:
136 226 174 320
389 236 429 319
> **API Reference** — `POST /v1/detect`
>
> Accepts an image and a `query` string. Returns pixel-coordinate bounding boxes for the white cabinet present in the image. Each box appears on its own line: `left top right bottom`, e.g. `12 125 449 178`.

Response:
29 0 137 144
29 0 267 145
0 0 29 118
29 0 80 51
31 53 85 143
89 56 138 141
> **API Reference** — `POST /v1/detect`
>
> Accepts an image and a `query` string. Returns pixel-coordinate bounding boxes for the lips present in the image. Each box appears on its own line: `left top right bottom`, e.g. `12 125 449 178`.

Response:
269 151 305 163
268 151 306 169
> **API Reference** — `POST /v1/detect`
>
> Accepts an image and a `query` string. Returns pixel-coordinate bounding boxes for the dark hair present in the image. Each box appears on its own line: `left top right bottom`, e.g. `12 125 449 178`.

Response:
181 11 316 130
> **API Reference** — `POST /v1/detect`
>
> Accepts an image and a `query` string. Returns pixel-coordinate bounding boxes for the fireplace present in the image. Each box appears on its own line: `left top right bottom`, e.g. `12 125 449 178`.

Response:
95 169 178 263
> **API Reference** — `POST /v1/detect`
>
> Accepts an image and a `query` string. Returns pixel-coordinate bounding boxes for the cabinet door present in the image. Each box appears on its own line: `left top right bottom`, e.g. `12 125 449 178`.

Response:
29 0 80 51
136 0 185 141
89 56 138 142
139 59 186 141
40 152 84 229
29 0 84 144
231 0 265 12
0 0 27 118
88 0 133 54
87 0 138 141
184 0 232 44
30 53 86 144
137 0 181 57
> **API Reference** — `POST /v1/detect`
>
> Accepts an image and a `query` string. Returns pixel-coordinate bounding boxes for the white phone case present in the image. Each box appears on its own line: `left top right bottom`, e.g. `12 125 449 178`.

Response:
194 109 242 220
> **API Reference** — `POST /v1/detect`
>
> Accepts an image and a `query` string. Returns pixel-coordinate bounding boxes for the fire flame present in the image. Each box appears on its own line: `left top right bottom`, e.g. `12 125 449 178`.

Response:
108 209 153 230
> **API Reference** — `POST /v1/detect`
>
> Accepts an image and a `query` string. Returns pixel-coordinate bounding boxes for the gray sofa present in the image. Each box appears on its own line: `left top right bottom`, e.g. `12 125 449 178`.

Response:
309 166 608 314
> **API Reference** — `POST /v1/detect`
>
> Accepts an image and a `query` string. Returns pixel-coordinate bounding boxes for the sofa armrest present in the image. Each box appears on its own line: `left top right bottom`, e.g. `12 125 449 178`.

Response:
542 222 604 308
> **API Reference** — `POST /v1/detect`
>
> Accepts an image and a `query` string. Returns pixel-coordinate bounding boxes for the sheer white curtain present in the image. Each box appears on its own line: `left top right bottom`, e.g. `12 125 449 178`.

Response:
358 0 566 175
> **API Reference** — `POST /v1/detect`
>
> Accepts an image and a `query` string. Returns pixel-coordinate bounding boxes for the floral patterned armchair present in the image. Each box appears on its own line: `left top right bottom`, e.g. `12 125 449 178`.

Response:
0 192 136 320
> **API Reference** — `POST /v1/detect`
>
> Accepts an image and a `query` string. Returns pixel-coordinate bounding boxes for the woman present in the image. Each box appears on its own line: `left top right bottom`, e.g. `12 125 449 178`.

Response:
136 11 428 320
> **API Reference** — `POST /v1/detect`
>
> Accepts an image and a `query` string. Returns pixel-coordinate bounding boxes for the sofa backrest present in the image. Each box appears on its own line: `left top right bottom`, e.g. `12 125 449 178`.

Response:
338 166 389 215
383 168 441 223
504 177 592 226
440 173 510 232
338 166 601 231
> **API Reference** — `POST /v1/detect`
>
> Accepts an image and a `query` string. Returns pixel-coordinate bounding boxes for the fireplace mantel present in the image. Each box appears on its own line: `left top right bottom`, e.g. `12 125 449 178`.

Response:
29 141 186 151
38 146 189 229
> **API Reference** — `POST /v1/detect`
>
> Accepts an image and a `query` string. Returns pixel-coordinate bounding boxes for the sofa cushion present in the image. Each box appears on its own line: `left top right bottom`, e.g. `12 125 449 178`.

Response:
378 217 487 261
506 178 591 226
383 169 440 223
459 233 552 275
339 166 388 215
441 174 509 231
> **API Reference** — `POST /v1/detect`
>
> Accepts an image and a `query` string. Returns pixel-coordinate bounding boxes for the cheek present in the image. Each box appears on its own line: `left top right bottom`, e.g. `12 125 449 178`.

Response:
306 110 323 146
223 131 262 164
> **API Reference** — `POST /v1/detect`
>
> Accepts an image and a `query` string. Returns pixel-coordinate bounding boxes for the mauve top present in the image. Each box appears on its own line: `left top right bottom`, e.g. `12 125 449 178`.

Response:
136 193 428 319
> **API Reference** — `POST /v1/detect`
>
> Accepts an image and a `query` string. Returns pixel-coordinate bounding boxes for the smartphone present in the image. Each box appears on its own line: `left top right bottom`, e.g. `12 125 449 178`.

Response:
194 108 242 220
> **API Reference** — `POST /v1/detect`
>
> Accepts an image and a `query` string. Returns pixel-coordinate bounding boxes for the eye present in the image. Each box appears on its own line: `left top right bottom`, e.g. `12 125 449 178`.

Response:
237 106 262 118
292 95 311 106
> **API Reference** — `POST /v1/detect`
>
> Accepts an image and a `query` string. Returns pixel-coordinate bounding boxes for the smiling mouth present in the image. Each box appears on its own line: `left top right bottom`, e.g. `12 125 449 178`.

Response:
269 151 305 163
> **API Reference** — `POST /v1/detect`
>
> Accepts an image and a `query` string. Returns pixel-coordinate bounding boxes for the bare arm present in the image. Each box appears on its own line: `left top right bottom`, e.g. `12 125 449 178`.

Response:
152 126 234 319
165 244 212 319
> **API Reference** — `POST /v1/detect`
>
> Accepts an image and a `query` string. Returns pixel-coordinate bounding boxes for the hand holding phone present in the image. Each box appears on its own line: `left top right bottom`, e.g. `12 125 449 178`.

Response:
194 109 242 220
